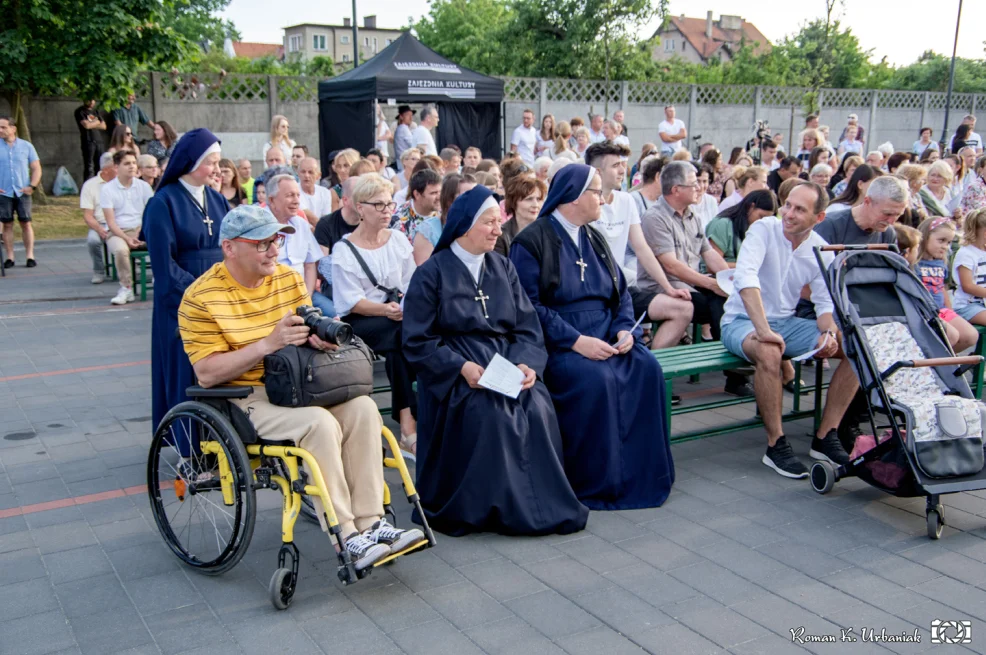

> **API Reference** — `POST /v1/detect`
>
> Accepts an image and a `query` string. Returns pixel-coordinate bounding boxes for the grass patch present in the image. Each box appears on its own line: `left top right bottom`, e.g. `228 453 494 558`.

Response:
24 195 89 241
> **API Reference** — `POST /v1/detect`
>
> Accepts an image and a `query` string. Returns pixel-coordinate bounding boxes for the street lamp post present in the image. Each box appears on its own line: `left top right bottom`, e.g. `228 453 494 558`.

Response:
941 0 963 151
351 0 359 69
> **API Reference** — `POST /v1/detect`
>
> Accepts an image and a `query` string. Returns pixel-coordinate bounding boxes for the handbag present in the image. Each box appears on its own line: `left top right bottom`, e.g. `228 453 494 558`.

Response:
338 239 404 305
263 339 374 408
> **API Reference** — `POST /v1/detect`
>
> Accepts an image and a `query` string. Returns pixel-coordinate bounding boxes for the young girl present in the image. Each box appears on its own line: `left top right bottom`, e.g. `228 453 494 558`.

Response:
907 221 973 351
947 210 986 339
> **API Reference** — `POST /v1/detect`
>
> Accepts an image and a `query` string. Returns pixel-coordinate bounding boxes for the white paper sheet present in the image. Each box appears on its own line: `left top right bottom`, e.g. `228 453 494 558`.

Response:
716 269 735 296
614 311 648 349
478 353 526 399
791 332 831 362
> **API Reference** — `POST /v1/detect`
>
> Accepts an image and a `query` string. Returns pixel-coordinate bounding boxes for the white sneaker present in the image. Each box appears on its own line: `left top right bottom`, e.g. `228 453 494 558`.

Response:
91 273 105 284
110 286 133 305
125 288 136 303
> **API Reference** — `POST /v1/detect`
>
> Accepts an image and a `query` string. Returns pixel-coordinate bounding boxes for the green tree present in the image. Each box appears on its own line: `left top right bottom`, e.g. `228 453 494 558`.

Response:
161 0 240 50
411 0 517 75
889 51 986 93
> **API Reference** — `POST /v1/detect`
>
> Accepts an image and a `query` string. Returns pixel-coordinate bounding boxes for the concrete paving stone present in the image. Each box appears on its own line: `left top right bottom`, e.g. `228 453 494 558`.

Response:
13 478 71 505
485 533 566 565
754 539 855 579
644 514 729 550
634 621 724 655
696 539 792 583
7 460 60 484
0 546 46 586
56 457 110 484
430 533 501 569
91 516 159 552
186 567 271 624
820 567 914 606
348 578 441 633
69 605 155 655
65 476 125 498
45 441 98 463
0 528 33 554
555 625 649 654
553 533 641 574
729 593 845 644
457 556 549 602
772 519 871 555
228 614 324 655
0 609 77 655
676 477 754 506
55 575 134 619
728 633 811 654
899 542 986 586
520 552 616 598
0 576 59 621
463 617 566 654
283 582 357 624
124 569 205 616
701 515 787 549
0 474 10 495
390 618 486 655
909 575 986 621
387 549 466 593
616 533 704 572
837 547 942 588
143 603 234 655
504 589 601 640
0 444 50 466
824 604 928 655
106 540 181 581
572 584 677 637
605 561 702 608
43 544 114 585
418 579 513 630
0 492 16 510
583 510 651 543
299 606 395 651
24 505 85 529
30 519 98 554
668 560 772 607
674 606 772 649
76 495 142 526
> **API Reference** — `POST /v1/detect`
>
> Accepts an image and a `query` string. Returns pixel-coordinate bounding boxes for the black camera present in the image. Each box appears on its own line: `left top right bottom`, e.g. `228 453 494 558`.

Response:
296 305 353 346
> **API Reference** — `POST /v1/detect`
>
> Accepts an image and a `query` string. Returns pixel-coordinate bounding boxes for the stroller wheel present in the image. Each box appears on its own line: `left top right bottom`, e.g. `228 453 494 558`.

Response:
927 507 945 540
810 461 836 495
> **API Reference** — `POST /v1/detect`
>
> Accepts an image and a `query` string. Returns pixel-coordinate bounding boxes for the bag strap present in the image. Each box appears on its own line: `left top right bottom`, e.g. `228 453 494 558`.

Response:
338 238 398 296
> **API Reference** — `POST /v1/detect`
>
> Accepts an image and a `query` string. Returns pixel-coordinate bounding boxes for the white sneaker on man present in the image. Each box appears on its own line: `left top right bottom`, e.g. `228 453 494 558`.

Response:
91 273 105 284
111 286 135 305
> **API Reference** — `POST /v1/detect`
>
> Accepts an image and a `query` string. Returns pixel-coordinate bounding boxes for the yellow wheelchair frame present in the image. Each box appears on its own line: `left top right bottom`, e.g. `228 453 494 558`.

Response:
147 388 436 610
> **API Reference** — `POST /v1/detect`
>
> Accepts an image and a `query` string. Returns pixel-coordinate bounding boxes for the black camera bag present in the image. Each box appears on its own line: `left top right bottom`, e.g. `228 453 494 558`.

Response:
263 338 374 408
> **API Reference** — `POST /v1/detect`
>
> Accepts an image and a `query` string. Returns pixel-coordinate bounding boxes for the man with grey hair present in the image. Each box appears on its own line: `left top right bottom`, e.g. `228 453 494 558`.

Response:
298 156 333 219
840 113 866 145
809 163 833 192
814 175 907 247
640 160 752 395
588 113 606 144
80 151 117 283
412 104 438 156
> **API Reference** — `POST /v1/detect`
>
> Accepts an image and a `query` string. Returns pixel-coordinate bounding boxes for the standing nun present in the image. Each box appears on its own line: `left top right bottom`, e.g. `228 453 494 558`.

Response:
509 164 674 511
144 129 230 433
402 186 588 536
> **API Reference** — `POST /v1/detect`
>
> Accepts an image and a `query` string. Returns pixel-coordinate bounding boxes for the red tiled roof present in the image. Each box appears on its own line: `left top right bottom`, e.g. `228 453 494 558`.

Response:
233 42 284 60
663 16 771 60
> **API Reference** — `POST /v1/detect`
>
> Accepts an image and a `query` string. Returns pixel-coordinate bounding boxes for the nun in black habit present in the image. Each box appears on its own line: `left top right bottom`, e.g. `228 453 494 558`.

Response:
402 186 588 537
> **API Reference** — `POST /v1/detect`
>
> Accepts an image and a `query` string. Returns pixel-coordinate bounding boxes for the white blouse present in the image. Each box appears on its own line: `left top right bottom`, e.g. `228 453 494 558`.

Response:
331 230 416 316
262 139 296 166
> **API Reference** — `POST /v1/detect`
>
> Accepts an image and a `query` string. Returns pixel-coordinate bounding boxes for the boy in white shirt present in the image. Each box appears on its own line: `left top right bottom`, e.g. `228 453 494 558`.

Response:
99 149 154 304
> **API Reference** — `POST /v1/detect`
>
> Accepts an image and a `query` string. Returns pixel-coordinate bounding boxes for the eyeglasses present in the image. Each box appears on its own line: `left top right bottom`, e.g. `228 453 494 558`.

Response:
675 183 699 190
125 132 132 136
360 201 397 213
583 188 604 198
236 234 285 252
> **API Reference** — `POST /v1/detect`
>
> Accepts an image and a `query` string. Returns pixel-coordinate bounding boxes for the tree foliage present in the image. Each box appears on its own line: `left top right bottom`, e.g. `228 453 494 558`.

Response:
161 0 240 50
187 50 336 77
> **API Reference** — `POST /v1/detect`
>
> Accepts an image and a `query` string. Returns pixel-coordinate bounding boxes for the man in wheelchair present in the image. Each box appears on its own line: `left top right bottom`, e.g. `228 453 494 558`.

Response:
177 205 425 571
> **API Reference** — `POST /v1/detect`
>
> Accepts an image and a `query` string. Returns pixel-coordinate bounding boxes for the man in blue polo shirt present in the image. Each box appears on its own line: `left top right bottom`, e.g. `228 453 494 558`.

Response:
0 116 42 268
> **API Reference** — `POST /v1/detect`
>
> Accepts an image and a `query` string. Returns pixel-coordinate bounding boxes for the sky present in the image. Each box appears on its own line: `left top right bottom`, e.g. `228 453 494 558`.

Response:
221 0 984 68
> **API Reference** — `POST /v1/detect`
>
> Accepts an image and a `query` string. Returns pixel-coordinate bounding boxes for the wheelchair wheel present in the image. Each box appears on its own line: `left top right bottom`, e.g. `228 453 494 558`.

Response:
148 402 256 575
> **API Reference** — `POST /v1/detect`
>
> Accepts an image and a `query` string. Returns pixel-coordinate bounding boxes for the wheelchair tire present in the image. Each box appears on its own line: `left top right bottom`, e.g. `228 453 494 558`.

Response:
269 568 295 610
148 401 256 575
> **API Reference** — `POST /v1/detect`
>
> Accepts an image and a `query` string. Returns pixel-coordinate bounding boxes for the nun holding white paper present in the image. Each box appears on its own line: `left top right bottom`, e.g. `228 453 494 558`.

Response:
401 185 588 537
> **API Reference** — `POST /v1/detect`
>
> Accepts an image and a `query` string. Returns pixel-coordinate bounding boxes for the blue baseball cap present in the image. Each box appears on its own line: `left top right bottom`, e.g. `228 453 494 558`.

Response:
219 204 295 242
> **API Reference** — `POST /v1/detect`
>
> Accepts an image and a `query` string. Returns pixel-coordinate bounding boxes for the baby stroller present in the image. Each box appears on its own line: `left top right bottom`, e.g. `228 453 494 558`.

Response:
811 244 986 539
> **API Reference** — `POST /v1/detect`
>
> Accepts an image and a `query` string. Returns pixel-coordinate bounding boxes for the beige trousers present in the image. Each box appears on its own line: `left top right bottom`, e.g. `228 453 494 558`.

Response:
106 228 140 289
231 389 384 537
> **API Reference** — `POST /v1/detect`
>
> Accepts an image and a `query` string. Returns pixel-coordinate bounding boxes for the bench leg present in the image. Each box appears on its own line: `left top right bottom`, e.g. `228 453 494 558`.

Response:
975 331 986 399
812 359 824 435
139 257 147 301
792 361 802 413
689 324 701 384
664 378 673 438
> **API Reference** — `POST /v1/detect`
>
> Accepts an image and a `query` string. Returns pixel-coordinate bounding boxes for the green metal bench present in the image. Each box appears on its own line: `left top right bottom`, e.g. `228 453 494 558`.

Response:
653 341 825 443
130 250 151 301
972 325 986 399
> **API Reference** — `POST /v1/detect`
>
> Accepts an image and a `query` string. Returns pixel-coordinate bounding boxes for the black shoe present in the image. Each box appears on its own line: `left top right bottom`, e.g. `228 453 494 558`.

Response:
724 376 754 398
810 429 851 466
25 258 36 268
783 379 806 394
671 394 682 406
2 259 12 269
763 436 809 479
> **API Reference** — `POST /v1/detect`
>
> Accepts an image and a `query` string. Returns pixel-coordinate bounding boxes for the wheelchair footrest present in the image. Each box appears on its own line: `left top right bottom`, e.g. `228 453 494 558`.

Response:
373 539 430 567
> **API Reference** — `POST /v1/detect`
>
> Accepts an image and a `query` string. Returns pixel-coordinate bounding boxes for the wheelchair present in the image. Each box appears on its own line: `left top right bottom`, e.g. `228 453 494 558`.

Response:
146 384 436 610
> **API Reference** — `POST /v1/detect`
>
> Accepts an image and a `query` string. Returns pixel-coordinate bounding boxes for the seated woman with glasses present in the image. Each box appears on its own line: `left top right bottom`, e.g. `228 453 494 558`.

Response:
108 124 140 156
331 174 418 457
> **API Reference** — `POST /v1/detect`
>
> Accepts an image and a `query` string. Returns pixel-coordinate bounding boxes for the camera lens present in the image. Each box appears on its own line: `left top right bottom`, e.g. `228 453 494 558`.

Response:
315 317 353 346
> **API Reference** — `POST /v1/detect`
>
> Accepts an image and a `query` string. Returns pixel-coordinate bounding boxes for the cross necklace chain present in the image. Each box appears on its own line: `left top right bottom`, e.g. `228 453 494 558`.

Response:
181 185 213 236
472 262 490 318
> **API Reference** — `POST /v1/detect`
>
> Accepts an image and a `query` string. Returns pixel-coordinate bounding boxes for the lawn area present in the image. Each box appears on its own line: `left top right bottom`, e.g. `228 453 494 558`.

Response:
26 195 88 240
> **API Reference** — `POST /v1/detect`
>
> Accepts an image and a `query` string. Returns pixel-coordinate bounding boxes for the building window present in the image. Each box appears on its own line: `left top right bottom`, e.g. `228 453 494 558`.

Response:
288 34 302 52
341 35 350 44
343 54 350 62
664 38 674 52
373 37 378 52
682 40 686 51
364 37 369 46
313 34 326 51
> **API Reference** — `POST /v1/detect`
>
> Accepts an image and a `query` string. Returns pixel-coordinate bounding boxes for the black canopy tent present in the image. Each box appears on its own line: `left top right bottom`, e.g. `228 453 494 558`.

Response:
318 33 504 173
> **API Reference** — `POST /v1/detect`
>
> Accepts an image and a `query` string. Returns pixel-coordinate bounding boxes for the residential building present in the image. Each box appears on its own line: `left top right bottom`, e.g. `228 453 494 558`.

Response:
651 11 770 65
231 41 284 60
282 16 405 67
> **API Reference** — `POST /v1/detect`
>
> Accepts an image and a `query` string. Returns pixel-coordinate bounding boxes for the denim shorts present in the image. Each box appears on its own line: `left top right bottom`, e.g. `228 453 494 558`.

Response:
0 194 31 223
956 303 986 322
721 316 822 363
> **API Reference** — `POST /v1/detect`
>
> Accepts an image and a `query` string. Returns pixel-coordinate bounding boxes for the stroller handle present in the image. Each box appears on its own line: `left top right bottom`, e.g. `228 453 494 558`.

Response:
910 356 983 368
818 244 896 252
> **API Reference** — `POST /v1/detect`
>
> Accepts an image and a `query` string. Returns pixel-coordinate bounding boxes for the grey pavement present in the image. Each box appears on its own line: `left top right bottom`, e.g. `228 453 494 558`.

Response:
0 239 985 654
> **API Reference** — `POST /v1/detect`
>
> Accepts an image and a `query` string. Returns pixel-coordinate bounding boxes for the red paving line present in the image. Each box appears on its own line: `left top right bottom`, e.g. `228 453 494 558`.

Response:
0 360 150 383
0 484 149 519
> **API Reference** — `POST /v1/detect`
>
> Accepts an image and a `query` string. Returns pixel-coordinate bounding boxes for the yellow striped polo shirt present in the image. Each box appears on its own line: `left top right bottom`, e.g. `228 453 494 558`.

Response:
178 262 311 386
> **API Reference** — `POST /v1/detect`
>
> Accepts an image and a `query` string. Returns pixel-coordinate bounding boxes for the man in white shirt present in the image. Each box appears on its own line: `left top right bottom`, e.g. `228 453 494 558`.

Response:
298 157 333 220
720 182 855 479
760 139 780 171
412 105 439 156
613 109 628 139
588 114 606 144
510 109 538 166
585 142 692 351
267 173 332 316
99 149 153 304
658 105 687 155
601 120 629 148
950 114 984 154
81 152 116 284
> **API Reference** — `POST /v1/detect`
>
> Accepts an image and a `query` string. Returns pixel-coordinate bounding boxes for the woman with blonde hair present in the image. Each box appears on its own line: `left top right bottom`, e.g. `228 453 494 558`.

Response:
572 126 591 158
330 148 361 212
795 128 821 171
551 121 577 161
921 160 958 219
897 163 930 223
536 114 555 158
961 155 986 215
262 114 295 163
